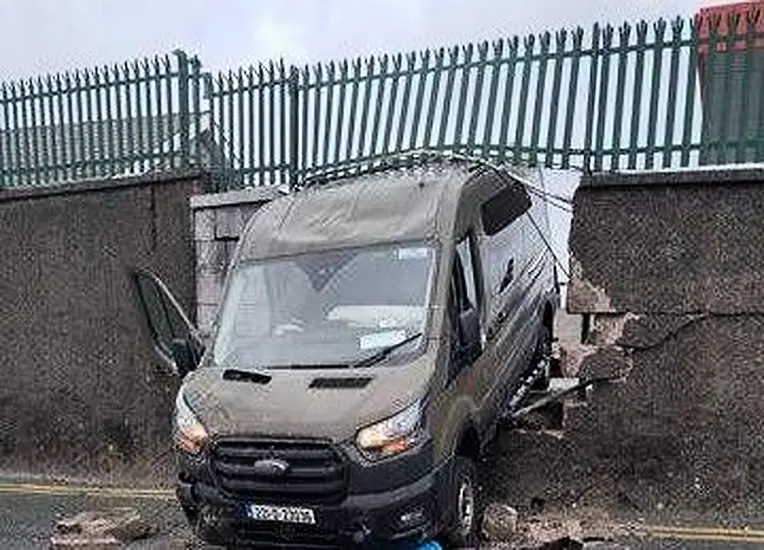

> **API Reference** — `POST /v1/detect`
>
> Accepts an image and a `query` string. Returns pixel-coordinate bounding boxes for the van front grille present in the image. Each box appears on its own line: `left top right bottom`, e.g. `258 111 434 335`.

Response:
209 438 348 505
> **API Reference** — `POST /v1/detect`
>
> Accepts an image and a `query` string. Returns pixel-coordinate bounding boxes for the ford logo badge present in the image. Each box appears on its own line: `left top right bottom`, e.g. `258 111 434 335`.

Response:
253 458 290 477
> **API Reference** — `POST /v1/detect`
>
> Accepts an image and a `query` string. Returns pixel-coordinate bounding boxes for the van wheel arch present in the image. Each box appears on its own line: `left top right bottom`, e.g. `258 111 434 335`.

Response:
455 424 481 462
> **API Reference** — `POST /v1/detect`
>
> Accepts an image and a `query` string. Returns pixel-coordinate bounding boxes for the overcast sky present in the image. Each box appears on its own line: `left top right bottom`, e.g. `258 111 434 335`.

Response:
0 0 726 82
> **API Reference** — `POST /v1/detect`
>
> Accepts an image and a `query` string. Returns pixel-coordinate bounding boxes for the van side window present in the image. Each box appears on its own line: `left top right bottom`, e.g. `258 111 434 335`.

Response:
448 241 483 375
483 218 523 297
456 236 477 310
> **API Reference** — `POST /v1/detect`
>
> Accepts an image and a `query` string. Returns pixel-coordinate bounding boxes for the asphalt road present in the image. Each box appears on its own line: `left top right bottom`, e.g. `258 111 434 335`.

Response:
2 479 764 549
0 482 201 550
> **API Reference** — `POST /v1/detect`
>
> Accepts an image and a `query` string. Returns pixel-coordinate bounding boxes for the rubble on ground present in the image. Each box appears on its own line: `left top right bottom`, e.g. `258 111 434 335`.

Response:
480 507 636 549
49 507 154 549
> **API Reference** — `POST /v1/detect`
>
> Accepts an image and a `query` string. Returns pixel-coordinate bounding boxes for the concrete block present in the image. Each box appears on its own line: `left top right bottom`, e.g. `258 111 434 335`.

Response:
51 508 152 549
197 304 219 334
482 503 518 541
193 209 215 241
195 240 228 271
215 206 247 239
196 270 225 306
226 240 240 266
576 346 631 380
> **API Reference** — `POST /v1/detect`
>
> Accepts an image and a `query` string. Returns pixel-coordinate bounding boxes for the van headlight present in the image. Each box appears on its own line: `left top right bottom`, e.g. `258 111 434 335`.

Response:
173 391 209 455
355 401 425 461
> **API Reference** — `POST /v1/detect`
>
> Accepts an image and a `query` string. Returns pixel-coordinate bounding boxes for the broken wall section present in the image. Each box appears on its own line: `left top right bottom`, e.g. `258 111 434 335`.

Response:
562 167 764 514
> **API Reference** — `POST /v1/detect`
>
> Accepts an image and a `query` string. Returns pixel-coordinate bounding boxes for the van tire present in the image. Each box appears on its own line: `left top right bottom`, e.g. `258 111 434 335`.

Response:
442 456 482 547
531 324 552 391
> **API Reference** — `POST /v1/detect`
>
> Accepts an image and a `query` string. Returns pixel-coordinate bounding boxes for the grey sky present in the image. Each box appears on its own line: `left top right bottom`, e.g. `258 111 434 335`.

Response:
0 0 723 82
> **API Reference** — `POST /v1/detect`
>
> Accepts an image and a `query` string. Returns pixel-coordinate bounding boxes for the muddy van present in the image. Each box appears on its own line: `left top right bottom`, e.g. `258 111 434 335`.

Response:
133 157 560 549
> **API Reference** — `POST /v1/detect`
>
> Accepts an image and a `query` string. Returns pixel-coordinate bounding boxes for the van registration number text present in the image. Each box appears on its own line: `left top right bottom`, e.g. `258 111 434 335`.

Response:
247 504 316 525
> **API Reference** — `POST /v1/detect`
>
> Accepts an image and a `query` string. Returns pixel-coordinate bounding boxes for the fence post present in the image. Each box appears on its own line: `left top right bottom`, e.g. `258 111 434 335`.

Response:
175 49 191 168
288 66 300 191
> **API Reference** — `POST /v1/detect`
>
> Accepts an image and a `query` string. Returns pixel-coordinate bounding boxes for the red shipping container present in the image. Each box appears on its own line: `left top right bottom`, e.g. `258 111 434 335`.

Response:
696 1 764 54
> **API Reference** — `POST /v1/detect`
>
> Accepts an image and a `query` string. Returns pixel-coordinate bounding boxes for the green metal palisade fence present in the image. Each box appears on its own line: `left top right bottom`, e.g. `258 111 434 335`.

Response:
0 11 762 190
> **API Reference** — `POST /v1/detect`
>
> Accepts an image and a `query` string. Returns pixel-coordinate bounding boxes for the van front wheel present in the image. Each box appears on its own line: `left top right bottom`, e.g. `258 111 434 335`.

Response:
442 456 482 547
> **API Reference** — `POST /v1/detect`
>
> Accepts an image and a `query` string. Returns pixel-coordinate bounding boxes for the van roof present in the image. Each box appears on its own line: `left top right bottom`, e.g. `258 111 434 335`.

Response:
235 161 478 261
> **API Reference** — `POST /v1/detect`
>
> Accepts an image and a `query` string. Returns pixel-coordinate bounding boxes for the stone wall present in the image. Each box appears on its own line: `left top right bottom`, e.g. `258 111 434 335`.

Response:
191 186 280 334
515 166 764 517
0 170 211 483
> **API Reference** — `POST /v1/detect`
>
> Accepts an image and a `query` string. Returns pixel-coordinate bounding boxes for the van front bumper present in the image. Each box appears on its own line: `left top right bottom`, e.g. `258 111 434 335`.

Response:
177 441 452 549
176 451 451 549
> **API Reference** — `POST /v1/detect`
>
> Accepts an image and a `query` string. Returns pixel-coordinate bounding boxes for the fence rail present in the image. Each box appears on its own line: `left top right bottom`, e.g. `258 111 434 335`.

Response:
0 9 763 190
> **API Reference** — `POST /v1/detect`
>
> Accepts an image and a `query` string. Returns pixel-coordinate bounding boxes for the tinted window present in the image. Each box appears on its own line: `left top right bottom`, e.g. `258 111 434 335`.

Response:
480 181 531 236
456 236 477 310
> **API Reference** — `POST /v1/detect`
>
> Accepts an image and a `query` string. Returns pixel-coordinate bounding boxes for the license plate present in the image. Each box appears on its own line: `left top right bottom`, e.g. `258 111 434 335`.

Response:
247 504 316 525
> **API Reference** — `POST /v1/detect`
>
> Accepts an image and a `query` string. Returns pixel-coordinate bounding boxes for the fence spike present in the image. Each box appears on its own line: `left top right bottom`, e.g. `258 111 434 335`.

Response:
602 24 614 47
619 22 632 41
339 59 349 76
462 42 474 59
478 40 490 57
636 20 649 39
392 53 403 71
524 33 536 49
709 13 722 36
572 26 584 47
671 16 684 37
749 7 762 26
539 31 551 49
654 17 668 37
447 45 460 62
406 51 417 67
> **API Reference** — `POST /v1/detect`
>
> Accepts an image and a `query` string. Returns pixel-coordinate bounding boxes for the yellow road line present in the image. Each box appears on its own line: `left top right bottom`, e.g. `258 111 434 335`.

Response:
646 531 764 544
646 524 764 537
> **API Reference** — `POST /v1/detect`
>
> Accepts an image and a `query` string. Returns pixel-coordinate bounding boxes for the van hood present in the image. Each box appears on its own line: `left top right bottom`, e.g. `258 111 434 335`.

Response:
180 357 434 443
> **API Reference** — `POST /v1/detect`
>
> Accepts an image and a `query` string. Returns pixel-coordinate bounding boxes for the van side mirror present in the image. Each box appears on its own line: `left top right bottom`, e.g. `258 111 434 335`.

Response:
171 337 197 378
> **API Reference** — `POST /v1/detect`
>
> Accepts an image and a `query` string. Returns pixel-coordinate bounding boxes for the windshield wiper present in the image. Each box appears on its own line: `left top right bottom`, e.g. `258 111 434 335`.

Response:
349 332 423 369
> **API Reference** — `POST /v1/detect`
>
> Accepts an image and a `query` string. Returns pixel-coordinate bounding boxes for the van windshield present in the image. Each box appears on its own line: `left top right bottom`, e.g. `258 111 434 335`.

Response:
212 243 437 369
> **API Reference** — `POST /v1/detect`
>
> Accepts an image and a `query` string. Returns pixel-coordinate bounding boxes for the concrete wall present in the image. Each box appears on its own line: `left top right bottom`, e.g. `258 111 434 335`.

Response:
191 186 280 335
0 170 211 483
547 166 764 515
